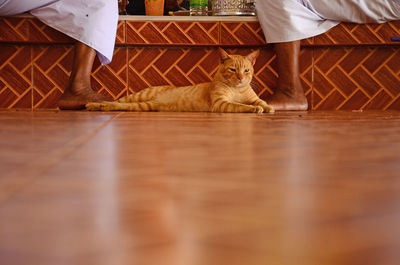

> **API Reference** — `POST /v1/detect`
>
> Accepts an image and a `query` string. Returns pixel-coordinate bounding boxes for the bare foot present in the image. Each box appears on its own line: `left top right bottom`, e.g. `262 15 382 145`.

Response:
270 41 308 111
58 89 112 110
57 42 113 110
267 89 308 111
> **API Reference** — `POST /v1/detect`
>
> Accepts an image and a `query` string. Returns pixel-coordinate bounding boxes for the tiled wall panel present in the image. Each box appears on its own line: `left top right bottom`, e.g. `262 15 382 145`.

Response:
1 16 400 109
219 22 314 46
116 21 126 45
126 21 219 46
314 21 400 45
313 47 400 110
127 46 313 109
32 46 73 108
0 17 30 42
128 48 215 93
0 45 32 108
92 48 128 100
27 18 74 44
220 22 266 46
0 17 125 45
32 46 127 109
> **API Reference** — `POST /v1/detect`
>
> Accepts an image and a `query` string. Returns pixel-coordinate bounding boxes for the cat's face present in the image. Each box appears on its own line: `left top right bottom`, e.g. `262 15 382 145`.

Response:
218 49 259 88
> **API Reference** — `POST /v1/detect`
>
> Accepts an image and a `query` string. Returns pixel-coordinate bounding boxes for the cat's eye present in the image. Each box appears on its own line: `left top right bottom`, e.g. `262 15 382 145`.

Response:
229 68 236 72
244 69 250 73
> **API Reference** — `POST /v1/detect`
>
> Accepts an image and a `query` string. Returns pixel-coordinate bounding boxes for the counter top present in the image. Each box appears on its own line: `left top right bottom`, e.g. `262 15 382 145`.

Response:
13 13 258 22
119 15 258 22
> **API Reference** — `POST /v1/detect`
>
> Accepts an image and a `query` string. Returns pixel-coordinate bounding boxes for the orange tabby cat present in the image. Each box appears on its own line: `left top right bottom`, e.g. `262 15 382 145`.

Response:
86 48 274 113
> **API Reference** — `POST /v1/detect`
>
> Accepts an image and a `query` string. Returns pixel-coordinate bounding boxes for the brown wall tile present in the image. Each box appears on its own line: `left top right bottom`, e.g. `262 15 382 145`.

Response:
220 22 266 46
313 47 400 110
126 21 218 46
2 17 400 110
314 22 400 45
28 18 74 44
32 46 73 109
0 17 29 43
116 21 125 45
387 97 400 110
91 48 128 100
32 46 127 108
0 45 31 109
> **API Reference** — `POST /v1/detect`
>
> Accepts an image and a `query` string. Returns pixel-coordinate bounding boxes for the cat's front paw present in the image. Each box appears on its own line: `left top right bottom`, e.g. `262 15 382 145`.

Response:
254 106 264 114
264 104 275 113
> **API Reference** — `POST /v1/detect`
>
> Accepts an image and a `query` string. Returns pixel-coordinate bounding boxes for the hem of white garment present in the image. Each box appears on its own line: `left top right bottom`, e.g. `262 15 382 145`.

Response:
265 21 340 43
30 13 112 65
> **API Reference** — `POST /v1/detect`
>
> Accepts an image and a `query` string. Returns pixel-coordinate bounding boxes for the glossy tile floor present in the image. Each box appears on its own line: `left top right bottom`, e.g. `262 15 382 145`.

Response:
1 110 400 265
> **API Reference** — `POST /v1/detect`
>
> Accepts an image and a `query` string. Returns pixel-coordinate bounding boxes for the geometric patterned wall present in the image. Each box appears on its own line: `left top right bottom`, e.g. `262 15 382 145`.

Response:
1 16 400 110
313 21 400 45
311 21 400 109
0 45 32 108
313 47 400 110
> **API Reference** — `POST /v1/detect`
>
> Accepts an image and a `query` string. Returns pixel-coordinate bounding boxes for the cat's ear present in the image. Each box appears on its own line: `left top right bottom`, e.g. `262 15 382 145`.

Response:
218 48 231 63
246 50 260 66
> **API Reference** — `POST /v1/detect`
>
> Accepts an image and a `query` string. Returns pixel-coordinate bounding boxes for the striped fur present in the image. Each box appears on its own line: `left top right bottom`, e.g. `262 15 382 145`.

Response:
86 49 274 113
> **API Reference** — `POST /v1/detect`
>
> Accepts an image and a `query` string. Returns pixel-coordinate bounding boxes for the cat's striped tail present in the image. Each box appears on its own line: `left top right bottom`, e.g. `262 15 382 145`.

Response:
86 101 157 111
117 86 173 103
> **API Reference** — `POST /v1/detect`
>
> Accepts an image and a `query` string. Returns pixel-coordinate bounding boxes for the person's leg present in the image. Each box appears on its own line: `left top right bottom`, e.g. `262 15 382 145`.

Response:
267 41 308 111
57 42 111 110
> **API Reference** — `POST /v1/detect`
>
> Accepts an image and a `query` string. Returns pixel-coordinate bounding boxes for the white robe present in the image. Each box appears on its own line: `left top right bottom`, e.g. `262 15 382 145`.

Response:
256 0 400 43
0 0 118 64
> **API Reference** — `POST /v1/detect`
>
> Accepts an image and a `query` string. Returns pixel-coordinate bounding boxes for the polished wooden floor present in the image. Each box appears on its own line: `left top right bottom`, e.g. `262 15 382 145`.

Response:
1 110 400 265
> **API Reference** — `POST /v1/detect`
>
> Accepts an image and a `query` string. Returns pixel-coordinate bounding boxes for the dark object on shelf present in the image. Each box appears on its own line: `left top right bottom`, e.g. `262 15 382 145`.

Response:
126 0 189 16
391 37 400 42
126 0 145 15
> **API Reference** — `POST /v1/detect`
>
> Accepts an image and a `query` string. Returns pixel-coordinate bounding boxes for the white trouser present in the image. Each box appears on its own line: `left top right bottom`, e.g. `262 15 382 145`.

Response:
256 0 400 43
0 0 118 64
